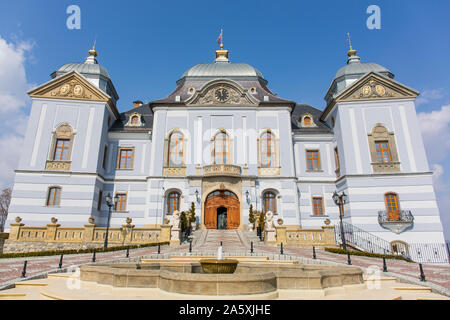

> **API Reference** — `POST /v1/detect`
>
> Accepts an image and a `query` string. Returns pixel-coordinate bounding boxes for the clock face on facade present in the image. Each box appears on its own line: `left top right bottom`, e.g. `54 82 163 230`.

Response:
215 87 229 102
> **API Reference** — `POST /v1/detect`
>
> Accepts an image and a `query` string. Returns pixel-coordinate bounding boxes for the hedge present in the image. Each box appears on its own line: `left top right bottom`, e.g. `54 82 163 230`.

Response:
0 241 169 259
324 247 414 263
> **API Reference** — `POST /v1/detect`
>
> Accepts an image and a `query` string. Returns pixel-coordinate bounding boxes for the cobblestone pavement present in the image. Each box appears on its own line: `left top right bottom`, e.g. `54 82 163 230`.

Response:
0 244 187 286
1 230 449 293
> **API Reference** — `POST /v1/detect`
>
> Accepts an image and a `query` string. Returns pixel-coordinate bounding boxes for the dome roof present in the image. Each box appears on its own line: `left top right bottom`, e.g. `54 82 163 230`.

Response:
56 62 110 79
335 61 392 79
181 62 264 79
326 49 395 99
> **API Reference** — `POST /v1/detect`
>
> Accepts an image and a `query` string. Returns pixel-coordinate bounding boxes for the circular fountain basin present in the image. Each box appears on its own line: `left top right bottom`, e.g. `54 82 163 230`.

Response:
200 259 238 274
79 260 364 296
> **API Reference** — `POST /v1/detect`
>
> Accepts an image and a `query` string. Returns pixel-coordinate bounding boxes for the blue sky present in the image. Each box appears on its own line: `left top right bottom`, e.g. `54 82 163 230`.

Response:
0 0 449 239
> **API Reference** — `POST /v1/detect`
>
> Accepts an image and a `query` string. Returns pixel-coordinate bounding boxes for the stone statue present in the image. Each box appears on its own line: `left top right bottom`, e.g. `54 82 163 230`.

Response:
171 210 181 229
265 211 275 231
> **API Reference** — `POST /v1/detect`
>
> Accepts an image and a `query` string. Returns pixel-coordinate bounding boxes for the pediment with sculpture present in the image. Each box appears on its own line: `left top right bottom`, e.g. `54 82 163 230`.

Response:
336 72 419 103
28 71 112 104
186 80 258 106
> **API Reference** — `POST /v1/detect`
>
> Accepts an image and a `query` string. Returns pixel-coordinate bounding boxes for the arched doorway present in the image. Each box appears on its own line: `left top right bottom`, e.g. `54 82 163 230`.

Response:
204 190 240 229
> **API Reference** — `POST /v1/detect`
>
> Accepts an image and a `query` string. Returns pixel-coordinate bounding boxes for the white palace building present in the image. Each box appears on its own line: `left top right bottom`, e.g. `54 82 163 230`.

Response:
5 43 447 253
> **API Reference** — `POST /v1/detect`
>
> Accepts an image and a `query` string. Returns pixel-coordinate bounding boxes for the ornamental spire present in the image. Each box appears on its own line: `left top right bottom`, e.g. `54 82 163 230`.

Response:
345 32 360 64
215 29 229 63
85 38 98 64
346 32 357 56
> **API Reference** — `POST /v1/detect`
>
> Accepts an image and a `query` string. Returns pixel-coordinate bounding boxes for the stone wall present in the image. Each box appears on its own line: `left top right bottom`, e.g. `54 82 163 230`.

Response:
268 222 336 247
0 233 8 254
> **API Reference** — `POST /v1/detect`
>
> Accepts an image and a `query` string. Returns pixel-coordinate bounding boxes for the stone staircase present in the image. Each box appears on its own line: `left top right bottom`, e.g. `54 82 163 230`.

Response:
188 229 265 255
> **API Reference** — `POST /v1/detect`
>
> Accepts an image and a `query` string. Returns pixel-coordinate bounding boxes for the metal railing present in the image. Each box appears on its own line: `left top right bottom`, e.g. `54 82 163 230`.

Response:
407 243 449 264
335 221 392 254
378 210 414 223
335 221 450 264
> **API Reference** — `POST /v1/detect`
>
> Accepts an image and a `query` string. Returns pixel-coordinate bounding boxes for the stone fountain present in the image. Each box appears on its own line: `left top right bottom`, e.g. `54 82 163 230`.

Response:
199 245 238 274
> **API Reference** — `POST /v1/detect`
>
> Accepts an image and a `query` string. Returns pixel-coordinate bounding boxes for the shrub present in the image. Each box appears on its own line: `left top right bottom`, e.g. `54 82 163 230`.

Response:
248 204 255 225
188 202 196 224
324 247 414 262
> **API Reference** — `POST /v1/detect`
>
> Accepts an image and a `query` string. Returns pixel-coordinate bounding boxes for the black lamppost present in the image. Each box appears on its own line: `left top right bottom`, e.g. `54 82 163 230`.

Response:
332 191 348 251
104 193 119 248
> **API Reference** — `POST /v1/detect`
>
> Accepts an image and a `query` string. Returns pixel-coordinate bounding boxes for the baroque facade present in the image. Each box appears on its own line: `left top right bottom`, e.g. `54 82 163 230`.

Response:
5 44 446 248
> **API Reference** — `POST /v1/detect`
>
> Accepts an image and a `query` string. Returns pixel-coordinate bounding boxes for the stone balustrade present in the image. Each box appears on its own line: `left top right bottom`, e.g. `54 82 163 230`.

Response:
267 222 336 247
3 217 172 253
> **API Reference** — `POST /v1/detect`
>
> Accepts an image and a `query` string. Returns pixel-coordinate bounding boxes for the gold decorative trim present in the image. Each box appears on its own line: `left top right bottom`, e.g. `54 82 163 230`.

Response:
163 167 187 176
187 80 258 106
337 73 418 103
258 167 281 176
45 161 71 171
203 164 241 177
28 71 116 110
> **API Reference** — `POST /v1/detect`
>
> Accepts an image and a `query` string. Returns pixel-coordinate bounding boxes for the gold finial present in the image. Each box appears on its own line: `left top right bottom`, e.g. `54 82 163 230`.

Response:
346 32 357 57
88 36 98 57
215 29 229 62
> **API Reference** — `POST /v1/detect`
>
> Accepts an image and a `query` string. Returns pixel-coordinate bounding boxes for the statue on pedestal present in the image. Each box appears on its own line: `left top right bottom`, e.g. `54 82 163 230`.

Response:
265 211 275 231
171 210 181 229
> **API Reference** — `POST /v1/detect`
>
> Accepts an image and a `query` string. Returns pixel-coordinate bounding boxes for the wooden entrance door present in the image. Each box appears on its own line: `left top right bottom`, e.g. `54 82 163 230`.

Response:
204 190 240 229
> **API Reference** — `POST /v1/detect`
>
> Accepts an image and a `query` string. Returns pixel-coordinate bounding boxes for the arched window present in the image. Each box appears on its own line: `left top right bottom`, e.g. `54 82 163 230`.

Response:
47 187 61 207
51 124 74 162
260 131 275 168
131 115 139 125
304 116 312 127
167 191 181 215
168 132 184 167
368 124 400 172
385 193 400 221
263 191 277 214
214 131 229 164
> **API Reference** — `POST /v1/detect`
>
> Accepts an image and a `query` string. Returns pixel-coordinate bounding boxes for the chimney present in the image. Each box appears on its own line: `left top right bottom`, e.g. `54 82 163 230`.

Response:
133 100 144 108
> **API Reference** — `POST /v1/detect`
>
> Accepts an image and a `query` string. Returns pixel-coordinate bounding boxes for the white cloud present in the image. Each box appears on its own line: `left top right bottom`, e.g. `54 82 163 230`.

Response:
0 37 34 113
0 36 34 189
419 107 450 240
417 105 450 164
416 89 444 106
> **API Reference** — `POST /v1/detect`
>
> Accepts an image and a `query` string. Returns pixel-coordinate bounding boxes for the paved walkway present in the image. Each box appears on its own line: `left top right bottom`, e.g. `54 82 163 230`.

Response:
0 244 189 286
1 230 449 294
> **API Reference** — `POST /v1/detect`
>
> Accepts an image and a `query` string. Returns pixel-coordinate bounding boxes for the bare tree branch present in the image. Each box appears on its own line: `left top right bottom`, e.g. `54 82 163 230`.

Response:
0 188 12 232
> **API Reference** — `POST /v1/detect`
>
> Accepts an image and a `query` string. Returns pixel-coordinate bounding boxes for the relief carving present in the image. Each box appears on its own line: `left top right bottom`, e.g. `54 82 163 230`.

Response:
188 82 257 106
50 79 93 100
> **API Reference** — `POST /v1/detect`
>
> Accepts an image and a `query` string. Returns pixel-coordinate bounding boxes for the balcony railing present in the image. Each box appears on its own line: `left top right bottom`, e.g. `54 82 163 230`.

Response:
378 210 414 234
203 164 241 177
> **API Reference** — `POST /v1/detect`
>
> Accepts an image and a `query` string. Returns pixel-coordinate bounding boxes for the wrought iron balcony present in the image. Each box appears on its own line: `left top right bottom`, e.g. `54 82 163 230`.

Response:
203 164 241 177
378 210 414 234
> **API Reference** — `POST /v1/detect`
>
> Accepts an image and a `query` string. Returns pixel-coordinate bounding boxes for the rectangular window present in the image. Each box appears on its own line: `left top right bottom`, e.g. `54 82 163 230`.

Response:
306 150 321 172
114 193 127 212
375 141 392 163
102 145 108 169
97 190 103 211
53 139 70 161
47 187 61 207
312 197 324 216
117 147 134 169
